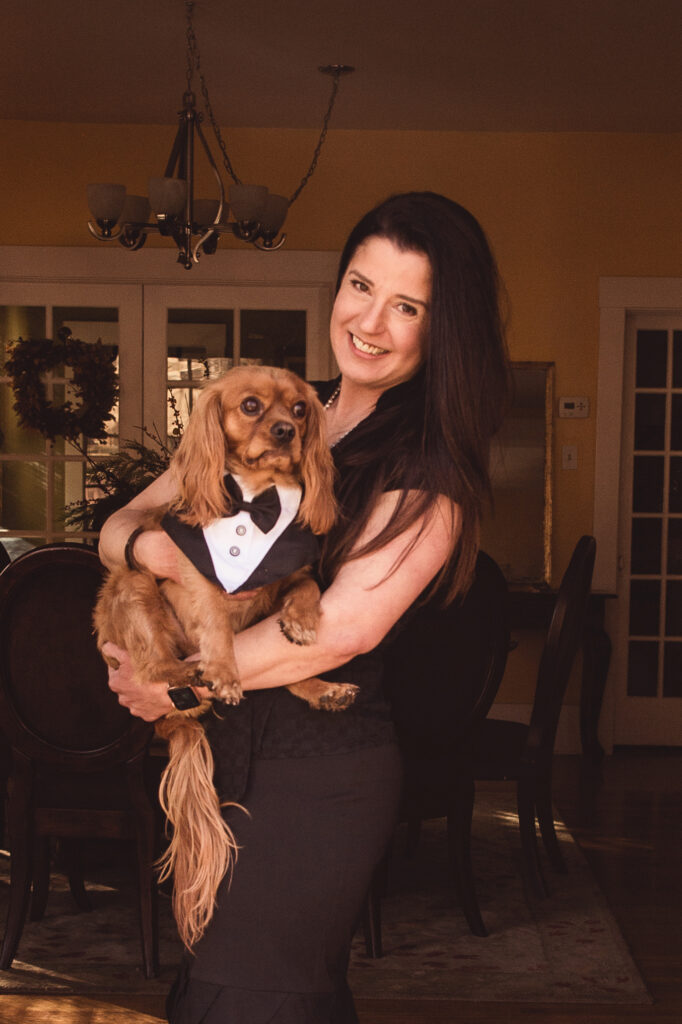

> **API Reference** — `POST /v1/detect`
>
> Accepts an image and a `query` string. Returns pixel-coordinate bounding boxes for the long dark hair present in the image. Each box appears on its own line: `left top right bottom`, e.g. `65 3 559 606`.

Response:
321 191 511 602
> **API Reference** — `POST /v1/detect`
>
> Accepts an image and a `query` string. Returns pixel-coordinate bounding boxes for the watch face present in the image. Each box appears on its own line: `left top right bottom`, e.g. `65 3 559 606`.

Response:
167 686 201 710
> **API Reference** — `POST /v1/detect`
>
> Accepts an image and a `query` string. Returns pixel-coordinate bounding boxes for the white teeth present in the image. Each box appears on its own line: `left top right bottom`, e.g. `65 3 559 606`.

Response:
351 334 386 356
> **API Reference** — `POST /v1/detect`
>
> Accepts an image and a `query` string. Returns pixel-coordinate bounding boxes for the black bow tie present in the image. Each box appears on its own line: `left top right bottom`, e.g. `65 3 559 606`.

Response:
223 474 282 534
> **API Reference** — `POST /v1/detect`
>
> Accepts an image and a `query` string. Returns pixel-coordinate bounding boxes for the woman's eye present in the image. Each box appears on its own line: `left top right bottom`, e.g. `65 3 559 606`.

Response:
350 277 369 293
397 302 418 317
240 397 261 415
291 401 307 420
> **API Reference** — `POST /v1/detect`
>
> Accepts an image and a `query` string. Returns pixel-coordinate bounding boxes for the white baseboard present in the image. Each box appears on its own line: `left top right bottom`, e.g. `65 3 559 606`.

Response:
489 703 582 755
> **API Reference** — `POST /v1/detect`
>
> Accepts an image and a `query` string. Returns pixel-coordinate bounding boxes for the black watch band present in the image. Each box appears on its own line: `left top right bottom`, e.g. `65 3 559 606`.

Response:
167 685 201 710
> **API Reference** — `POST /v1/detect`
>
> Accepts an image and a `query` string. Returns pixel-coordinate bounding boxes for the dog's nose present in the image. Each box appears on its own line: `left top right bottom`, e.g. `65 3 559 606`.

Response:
270 421 295 444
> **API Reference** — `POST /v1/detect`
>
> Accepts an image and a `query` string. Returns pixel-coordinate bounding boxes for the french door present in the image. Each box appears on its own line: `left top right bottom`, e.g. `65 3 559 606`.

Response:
0 273 335 549
0 283 142 548
613 313 682 743
142 285 335 444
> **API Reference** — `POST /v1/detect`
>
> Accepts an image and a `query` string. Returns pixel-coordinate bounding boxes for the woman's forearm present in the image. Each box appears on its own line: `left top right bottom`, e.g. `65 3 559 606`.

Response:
234 494 458 692
98 469 180 575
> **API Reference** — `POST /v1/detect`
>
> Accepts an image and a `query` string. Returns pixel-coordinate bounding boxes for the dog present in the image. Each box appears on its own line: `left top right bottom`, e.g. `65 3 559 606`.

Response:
94 364 357 949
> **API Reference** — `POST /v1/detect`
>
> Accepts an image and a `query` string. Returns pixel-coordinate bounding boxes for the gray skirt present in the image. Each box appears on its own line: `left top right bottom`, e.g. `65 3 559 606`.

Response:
167 743 403 1024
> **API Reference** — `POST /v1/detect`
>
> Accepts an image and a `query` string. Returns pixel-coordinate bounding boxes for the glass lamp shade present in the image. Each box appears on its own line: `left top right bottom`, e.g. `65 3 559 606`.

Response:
259 194 289 235
229 184 268 222
87 183 126 223
192 199 222 226
120 194 151 225
148 177 187 217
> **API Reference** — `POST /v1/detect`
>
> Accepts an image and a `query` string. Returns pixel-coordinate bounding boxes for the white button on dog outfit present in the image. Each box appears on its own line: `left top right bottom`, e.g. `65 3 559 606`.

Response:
161 473 320 593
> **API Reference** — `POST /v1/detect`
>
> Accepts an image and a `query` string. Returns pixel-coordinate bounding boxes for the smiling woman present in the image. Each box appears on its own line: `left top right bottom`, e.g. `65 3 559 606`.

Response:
98 191 511 1024
328 237 431 408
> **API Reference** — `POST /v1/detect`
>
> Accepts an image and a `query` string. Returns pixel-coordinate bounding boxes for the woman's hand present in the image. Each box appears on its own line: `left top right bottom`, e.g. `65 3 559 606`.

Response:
104 641 173 721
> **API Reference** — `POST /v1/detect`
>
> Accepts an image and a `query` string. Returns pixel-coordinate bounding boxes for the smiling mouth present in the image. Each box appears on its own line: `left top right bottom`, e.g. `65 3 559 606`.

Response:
351 334 388 356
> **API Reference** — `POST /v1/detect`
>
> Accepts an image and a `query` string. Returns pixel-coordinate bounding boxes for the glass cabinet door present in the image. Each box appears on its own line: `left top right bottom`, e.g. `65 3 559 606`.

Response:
0 284 142 548
142 285 334 445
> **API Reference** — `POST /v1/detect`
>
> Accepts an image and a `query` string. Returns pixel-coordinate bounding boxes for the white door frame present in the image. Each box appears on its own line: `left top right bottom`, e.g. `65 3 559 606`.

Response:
595 277 682 749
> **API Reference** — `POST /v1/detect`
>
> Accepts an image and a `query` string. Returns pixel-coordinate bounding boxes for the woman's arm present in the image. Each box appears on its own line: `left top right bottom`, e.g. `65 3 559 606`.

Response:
98 468 183 578
107 491 460 719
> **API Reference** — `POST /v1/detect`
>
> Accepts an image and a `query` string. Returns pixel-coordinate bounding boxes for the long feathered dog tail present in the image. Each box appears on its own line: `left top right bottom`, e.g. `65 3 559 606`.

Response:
155 715 245 950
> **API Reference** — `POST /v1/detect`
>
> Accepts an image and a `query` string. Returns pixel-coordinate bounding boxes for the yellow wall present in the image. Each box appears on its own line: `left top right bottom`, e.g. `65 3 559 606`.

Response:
2 120 681 703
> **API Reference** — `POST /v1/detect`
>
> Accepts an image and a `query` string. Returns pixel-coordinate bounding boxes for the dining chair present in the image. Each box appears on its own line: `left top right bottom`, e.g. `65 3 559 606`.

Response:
458 535 597 905
363 550 510 953
0 543 159 977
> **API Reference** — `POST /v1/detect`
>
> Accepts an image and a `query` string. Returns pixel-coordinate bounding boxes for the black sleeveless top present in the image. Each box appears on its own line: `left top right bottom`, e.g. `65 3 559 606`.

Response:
205 376 429 801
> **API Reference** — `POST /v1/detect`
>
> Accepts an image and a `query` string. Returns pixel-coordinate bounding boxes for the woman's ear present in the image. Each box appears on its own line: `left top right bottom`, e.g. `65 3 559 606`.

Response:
298 389 337 534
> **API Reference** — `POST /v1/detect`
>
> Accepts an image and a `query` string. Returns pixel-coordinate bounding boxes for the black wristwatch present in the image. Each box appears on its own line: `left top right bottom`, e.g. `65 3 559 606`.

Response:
167 685 201 710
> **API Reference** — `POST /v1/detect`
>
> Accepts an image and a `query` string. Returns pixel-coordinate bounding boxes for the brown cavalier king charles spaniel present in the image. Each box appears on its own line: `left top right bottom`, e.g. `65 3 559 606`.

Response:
94 365 357 949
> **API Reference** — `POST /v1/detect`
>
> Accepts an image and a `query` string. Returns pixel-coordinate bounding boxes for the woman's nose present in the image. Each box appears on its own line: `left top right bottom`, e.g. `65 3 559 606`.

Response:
357 300 386 335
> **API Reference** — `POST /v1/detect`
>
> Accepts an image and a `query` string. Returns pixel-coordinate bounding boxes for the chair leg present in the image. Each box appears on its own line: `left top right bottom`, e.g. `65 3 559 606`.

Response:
535 780 567 873
62 840 93 913
447 778 488 937
29 836 51 921
127 758 159 979
0 754 34 970
517 780 547 899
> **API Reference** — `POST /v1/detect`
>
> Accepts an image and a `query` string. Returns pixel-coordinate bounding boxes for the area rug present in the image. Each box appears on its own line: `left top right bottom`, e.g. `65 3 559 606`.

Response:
0 788 650 1003
348 789 651 1004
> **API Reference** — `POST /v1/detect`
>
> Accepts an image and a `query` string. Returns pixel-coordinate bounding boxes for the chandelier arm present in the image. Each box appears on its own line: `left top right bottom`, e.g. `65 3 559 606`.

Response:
87 220 122 242
253 234 287 252
194 117 226 220
164 119 186 178
287 68 343 207
191 118 227 263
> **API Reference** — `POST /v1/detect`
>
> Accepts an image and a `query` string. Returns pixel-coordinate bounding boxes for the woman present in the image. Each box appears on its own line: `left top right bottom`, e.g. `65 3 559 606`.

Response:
99 191 509 1023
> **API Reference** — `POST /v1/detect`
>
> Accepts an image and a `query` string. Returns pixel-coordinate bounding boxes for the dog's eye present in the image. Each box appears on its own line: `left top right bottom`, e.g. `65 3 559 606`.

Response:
240 397 262 416
291 401 307 420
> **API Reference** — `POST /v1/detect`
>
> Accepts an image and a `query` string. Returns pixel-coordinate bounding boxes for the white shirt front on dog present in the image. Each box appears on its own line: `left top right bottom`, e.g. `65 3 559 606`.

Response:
203 474 303 593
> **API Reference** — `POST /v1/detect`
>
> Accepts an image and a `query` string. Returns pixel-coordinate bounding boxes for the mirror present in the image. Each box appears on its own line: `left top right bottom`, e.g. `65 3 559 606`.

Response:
480 361 554 586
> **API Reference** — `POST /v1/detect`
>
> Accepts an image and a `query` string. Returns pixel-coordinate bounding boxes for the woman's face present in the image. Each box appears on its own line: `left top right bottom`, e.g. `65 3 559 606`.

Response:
330 236 432 394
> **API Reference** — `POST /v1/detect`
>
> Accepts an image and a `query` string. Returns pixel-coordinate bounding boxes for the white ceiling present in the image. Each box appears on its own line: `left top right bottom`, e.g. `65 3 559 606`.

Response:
2 0 681 132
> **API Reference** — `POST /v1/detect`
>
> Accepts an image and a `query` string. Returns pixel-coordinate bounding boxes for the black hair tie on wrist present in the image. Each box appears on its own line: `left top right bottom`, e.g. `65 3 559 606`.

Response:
124 525 146 571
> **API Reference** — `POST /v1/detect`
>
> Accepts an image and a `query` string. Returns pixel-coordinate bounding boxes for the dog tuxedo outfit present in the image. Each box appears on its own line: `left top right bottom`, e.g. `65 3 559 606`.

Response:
161 473 320 594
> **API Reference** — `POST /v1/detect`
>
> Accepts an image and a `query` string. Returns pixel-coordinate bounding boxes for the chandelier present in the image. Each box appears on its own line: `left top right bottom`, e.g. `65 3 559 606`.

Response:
86 1 353 269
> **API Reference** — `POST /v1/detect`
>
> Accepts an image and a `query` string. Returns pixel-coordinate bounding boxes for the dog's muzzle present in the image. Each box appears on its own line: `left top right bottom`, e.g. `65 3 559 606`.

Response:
270 420 296 446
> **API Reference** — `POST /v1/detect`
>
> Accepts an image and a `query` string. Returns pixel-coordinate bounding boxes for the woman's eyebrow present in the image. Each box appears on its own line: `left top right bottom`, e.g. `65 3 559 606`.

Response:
348 267 429 309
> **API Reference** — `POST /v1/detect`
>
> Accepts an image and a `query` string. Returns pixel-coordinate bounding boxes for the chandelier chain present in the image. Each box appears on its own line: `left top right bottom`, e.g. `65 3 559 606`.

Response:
288 69 343 206
184 0 346 203
185 1 242 186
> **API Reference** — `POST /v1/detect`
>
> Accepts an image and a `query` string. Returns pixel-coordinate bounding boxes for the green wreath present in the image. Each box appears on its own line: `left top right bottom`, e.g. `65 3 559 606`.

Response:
4 326 118 442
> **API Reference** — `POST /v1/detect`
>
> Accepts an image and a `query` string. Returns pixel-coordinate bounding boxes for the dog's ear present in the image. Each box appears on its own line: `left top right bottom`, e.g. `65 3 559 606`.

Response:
171 380 230 526
298 388 337 534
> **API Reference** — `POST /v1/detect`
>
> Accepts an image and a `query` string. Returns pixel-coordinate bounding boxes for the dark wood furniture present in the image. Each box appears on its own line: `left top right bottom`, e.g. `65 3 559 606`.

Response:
458 535 597 913
363 550 511 952
508 582 613 762
0 544 158 977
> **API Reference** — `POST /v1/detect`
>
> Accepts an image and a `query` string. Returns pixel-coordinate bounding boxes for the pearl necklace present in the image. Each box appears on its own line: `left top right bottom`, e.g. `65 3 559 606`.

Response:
324 382 378 448
324 382 341 410
324 382 354 448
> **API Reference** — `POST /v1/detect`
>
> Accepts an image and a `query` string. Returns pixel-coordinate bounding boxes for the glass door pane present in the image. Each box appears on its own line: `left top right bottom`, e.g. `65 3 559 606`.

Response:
615 313 682 743
0 284 142 548
144 285 333 446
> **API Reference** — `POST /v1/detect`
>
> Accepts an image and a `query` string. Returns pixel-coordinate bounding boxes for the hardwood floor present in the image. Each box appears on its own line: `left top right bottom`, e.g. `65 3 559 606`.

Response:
1 749 680 1023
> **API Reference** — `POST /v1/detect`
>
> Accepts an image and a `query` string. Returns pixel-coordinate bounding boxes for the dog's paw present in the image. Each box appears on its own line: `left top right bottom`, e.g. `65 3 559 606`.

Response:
278 614 317 646
313 683 359 712
199 664 243 705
